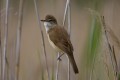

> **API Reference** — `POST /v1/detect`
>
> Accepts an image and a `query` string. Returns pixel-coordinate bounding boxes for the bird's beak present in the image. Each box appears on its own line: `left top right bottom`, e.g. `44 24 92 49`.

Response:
41 20 46 22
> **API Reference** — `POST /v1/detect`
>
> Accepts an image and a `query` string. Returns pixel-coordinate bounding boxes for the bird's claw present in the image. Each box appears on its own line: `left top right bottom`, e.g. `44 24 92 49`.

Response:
57 57 62 61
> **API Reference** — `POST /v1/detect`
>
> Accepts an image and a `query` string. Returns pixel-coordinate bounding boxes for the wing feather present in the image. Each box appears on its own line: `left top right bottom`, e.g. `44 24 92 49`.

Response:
48 26 73 54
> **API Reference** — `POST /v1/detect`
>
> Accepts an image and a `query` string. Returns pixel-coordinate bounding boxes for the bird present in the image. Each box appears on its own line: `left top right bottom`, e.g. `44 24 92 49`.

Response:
41 15 79 74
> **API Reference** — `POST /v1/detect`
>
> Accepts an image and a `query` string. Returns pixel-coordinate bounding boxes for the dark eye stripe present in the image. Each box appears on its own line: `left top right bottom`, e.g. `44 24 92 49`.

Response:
48 19 52 21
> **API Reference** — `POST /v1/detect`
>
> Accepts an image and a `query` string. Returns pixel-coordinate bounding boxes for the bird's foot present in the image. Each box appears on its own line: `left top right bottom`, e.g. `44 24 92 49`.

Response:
57 53 64 61
57 56 62 61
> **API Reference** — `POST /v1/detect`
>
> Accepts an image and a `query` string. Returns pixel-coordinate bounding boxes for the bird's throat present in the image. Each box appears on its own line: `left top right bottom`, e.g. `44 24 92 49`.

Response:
44 22 57 32
44 22 52 32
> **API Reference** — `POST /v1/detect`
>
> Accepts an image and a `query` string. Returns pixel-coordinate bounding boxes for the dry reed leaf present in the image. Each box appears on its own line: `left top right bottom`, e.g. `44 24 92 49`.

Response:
106 27 120 49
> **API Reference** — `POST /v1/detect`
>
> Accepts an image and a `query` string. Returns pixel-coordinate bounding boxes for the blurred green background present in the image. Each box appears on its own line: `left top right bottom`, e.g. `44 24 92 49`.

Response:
0 0 120 80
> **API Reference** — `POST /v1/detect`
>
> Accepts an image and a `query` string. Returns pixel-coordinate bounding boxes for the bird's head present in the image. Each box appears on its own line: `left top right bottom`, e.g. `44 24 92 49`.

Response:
41 15 58 30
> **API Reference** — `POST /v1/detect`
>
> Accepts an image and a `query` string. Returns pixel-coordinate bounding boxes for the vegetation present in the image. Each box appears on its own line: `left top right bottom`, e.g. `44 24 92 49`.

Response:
0 0 119 80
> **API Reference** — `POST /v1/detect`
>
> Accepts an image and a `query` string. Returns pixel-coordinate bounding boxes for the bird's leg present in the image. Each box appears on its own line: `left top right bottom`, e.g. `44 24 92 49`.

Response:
57 53 64 61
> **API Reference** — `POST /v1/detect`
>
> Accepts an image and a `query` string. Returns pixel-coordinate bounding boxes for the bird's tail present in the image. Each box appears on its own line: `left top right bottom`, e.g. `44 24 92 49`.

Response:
67 53 79 74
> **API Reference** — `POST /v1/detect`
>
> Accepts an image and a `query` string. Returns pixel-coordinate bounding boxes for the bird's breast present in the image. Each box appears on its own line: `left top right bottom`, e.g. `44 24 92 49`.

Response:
47 35 63 52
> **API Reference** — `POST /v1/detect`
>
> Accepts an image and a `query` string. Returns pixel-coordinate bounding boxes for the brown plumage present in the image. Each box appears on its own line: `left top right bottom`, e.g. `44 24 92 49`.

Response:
41 15 79 74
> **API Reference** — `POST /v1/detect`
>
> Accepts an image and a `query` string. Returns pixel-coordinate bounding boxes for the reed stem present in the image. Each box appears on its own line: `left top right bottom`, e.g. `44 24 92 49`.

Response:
67 0 71 80
15 0 24 80
33 0 50 80
2 0 9 80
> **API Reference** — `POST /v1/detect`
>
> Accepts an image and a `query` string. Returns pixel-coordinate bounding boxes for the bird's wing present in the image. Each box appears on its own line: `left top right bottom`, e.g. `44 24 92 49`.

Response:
48 27 73 54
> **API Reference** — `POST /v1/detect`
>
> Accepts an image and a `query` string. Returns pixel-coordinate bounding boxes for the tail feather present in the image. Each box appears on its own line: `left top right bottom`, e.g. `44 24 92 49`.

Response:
67 53 79 74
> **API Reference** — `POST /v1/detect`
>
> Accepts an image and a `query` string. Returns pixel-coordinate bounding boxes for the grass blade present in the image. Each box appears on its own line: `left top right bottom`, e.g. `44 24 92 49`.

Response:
80 12 102 80
89 15 102 80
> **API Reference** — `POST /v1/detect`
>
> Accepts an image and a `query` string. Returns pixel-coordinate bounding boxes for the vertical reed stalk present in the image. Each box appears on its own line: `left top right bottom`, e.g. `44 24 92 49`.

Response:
56 55 60 80
0 18 2 80
0 37 1 80
33 0 50 80
2 0 9 80
0 47 1 80
15 0 24 80
0 4 2 80
67 0 71 80
56 0 71 80
63 0 69 26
